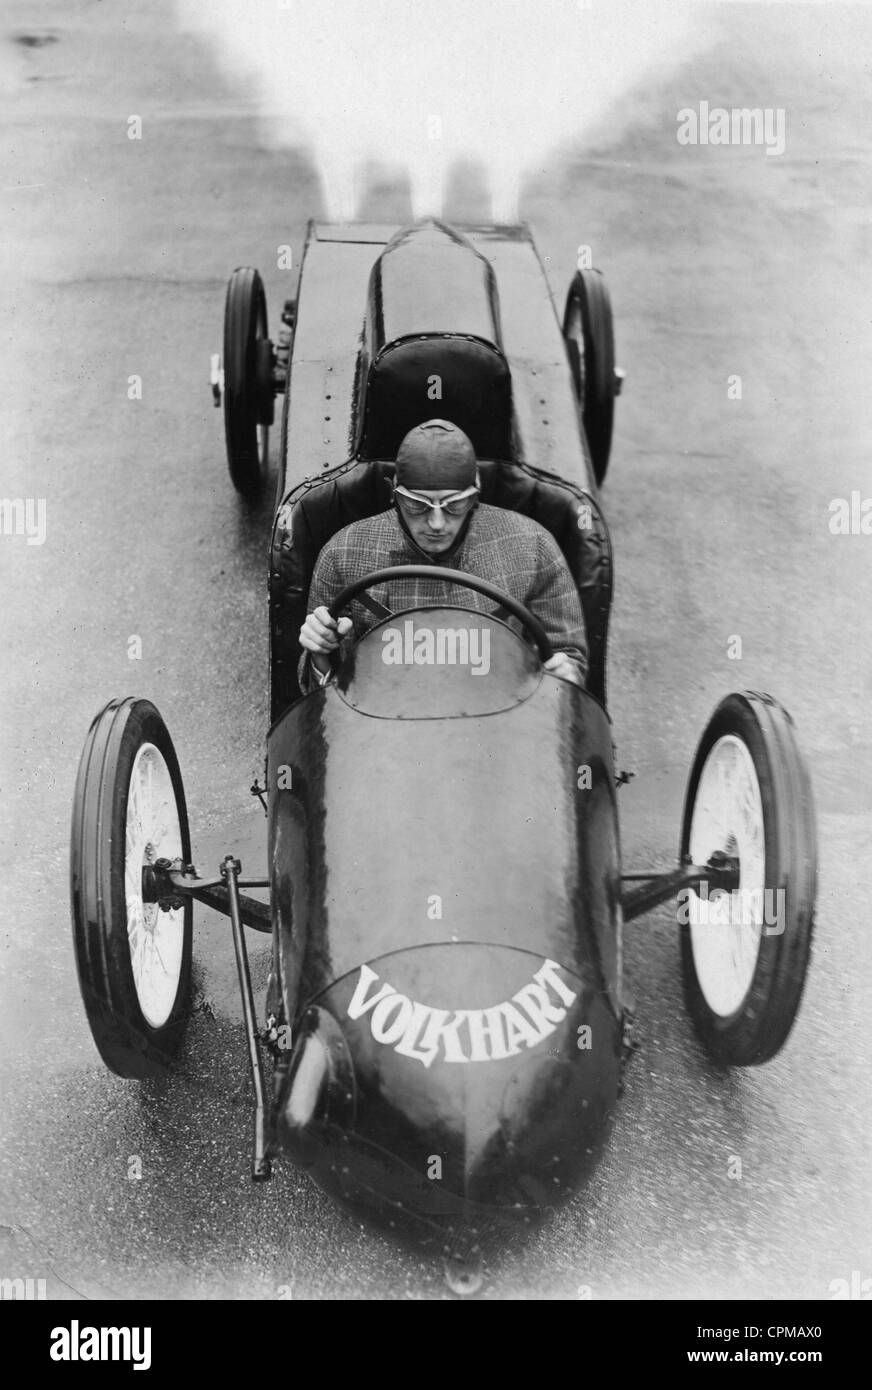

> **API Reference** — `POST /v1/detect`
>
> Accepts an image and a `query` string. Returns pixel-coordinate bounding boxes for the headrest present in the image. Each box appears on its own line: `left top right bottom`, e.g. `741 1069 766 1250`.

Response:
359 337 512 460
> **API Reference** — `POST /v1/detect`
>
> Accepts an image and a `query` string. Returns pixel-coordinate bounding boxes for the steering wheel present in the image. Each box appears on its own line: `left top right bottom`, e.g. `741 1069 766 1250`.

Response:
327 565 554 662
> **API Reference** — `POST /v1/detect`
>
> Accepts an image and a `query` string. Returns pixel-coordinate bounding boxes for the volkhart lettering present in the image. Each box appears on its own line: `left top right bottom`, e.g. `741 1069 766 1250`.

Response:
346 963 396 1019
370 992 413 1044
533 958 578 1007
501 1001 544 1053
393 1000 436 1062
513 981 567 1031
417 1007 470 1064
467 1005 512 1062
346 958 579 1067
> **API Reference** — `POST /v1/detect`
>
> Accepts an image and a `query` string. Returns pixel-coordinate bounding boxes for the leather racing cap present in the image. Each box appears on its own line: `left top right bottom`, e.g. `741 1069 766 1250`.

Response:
395 419 477 491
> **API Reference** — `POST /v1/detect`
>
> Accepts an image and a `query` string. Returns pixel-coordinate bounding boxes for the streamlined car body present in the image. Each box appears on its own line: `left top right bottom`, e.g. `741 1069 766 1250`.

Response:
268 599 622 1219
72 219 816 1288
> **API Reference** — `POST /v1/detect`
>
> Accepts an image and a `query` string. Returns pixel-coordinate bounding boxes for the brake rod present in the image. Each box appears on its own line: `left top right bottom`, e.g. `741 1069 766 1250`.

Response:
222 856 272 1182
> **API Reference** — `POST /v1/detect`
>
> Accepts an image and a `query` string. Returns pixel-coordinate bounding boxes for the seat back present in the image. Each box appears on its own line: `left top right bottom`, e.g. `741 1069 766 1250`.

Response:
269 459 612 719
359 336 513 460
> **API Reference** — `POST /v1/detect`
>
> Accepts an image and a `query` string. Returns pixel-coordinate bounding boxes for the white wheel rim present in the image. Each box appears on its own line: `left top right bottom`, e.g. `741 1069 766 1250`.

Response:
687 734 766 1017
124 742 185 1028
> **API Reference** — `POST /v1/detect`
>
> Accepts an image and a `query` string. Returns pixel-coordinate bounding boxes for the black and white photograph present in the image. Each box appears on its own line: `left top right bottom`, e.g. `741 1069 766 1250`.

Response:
1 0 870 1321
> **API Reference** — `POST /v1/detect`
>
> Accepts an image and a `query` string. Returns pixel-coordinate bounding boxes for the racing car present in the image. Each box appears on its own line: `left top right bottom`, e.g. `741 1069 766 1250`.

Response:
71 220 816 1290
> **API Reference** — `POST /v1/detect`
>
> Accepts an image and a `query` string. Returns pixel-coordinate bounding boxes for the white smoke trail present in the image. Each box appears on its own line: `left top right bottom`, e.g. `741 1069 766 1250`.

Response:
176 0 712 221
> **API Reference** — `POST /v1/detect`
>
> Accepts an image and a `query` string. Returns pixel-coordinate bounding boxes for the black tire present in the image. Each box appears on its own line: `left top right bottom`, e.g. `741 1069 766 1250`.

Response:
679 692 817 1066
562 269 616 487
223 266 272 496
70 698 193 1078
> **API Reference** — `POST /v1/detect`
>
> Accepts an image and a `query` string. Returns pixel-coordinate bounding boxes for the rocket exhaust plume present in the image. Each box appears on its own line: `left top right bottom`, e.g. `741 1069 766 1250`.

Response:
177 0 711 223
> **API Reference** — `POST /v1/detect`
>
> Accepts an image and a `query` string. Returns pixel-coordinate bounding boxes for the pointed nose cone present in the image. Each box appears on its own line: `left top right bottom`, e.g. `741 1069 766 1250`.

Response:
281 946 622 1225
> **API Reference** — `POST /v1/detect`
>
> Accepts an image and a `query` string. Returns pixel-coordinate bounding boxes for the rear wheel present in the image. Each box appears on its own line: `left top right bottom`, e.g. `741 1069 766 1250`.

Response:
70 698 193 1078
680 692 816 1066
223 266 273 496
563 269 616 487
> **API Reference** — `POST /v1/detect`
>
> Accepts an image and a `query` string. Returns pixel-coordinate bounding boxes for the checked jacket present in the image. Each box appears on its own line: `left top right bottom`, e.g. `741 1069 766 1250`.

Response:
298 504 588 691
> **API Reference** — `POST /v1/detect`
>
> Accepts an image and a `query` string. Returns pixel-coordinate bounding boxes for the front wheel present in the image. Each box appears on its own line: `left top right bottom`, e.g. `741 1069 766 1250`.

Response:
679 692 816 1066
70 698 193 1078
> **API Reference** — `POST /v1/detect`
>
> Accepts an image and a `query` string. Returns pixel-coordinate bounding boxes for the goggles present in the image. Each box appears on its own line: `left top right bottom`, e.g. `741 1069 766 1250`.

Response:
394 484 479 518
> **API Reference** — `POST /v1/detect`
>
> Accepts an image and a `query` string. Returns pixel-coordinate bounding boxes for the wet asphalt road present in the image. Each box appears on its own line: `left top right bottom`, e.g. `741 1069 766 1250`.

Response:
0 1 870 1299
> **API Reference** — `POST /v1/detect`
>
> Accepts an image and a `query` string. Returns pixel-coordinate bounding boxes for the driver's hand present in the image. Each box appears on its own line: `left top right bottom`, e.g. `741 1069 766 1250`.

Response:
299 607 353 655
543 651 583 687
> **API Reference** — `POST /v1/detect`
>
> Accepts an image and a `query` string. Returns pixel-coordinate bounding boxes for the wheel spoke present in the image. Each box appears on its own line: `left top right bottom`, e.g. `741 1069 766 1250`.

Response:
151 935 169 978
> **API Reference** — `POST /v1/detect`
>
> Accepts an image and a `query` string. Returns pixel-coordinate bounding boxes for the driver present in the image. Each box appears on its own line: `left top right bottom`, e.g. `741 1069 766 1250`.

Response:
298 419 587 690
